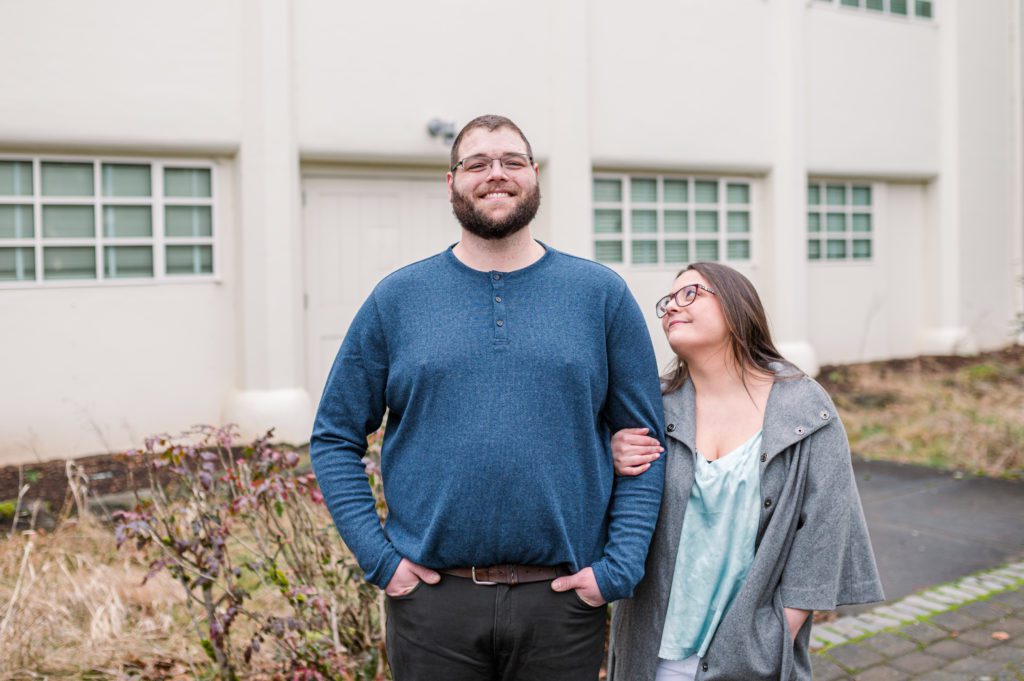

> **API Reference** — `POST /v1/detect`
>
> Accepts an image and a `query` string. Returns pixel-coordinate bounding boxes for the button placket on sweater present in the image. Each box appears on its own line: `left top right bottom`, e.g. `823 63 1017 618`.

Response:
491 272 507 343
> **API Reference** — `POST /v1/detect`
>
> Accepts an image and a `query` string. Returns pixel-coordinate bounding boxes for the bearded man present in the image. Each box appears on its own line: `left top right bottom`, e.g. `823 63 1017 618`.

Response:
310 115 665 681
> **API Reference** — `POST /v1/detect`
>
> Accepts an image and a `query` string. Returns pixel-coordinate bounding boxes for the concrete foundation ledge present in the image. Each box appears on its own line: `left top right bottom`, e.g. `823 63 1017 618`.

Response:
919 326 979 356
776 340 820 377
223 387 314 445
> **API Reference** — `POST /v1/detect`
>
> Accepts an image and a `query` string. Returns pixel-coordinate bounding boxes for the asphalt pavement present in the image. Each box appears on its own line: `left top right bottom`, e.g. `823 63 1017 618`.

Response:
843 458 1024 615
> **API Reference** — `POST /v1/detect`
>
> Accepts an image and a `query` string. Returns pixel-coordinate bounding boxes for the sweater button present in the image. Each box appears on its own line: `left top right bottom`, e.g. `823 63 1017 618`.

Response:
496 320 504 327
702 662 708 672
495 296 502 303
795 426 805 435
764 498 772 508
666 423 675 433
760 452 767 462
493 273 501 280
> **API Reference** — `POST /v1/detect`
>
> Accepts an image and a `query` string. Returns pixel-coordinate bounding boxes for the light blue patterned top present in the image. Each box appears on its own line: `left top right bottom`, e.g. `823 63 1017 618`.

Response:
659 429 763 660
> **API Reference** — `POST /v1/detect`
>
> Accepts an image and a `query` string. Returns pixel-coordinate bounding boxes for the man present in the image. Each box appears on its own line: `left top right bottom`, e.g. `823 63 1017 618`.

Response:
310 114 665 680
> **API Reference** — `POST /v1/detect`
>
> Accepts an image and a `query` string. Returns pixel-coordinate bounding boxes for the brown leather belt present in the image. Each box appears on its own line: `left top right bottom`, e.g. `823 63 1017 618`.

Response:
440 564 571 586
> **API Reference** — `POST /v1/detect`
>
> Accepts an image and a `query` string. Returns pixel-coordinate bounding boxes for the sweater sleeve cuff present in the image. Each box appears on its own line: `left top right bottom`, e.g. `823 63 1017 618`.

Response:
591 560 629 603
780 580 885 612
366 545 404 590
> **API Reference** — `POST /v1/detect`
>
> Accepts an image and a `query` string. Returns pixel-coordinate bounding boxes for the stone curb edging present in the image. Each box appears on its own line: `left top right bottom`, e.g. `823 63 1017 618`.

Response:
810 560 1024 650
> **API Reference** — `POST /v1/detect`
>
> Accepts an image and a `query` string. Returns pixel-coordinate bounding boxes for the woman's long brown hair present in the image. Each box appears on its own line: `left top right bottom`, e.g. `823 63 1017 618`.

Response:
661 262 796 395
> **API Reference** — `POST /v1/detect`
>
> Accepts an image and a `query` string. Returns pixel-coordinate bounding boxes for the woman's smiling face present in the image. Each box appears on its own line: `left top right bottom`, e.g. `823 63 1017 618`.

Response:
661 270 729 360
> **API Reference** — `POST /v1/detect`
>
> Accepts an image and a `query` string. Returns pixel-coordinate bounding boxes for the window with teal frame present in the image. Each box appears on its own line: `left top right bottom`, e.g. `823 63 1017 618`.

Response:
0 157 215 285
807 180 873 263
592 175 753 267
818 0 933 19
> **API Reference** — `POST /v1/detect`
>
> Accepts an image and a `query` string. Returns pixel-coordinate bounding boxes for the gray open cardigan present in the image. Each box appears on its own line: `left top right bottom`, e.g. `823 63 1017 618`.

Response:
608 366 884 681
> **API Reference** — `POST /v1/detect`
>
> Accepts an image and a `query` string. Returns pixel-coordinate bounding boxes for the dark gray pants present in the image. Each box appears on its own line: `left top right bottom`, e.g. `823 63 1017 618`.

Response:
385 574 606 681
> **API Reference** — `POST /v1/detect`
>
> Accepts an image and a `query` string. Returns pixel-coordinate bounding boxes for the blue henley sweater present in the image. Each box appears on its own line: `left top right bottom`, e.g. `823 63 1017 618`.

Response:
310 244 666 602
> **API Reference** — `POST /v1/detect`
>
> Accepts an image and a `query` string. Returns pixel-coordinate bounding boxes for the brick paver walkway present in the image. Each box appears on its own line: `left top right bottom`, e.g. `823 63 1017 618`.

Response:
812 585 1024 680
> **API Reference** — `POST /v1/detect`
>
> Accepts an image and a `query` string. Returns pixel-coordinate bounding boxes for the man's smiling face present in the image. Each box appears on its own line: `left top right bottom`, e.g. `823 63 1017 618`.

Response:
447 126 541 241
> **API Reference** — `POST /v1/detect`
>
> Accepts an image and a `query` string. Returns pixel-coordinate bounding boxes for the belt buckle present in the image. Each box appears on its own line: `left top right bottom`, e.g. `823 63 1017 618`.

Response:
472 566 498 586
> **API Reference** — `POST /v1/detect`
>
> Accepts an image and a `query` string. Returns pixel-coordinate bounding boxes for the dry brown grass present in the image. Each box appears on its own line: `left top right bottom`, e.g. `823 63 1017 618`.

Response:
820 345 1024 478
0 519 198 680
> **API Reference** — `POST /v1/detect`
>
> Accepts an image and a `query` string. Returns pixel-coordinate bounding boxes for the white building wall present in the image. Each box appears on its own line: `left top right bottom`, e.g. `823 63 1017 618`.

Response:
0 0 1020 462
0 0 243 151
589 0 777 170
955 0 1018 349
805 5 940 176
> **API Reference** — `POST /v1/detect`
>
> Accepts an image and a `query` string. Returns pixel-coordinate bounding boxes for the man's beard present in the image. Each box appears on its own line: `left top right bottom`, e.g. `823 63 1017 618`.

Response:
451 182 541 241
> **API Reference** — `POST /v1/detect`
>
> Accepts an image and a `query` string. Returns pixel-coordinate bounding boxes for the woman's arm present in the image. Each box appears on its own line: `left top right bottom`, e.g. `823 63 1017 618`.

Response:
611 427 664 476
784 607 811 642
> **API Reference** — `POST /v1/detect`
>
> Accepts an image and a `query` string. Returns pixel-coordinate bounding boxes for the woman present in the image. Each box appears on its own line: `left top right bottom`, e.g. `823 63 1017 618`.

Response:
607 263 883 681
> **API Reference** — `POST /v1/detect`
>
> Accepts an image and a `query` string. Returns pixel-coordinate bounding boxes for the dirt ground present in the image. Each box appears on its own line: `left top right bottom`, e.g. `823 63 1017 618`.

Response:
817 344 1024 478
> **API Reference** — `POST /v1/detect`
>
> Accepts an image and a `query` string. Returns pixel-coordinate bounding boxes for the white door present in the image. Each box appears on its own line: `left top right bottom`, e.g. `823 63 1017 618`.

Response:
303 175 458 399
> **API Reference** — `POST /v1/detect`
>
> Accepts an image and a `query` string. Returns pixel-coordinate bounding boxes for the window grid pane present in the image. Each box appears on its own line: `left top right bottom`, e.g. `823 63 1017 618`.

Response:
915 0 932 18
808 185 820 205
593 178 622 202
41 162 94 196
166 245 213 275
664 210 688 233
695 211 718 233
594 209 623 234
631 209 657 234
43 246 96 280
0 161 33 196
727 211 750 233
890 0 908 14
694 181 718 204
826 239 847 259
103 164 151 197
43 206 95 239
827 213 847 233
166 206 213 238
852 186 871 206
164 168 212 198
726 183 750 205
104 206 153 238
664 180 688 203
665 240 688 263
630 178 657 203
808 240 822 260
631 240 658 265
594 240 623 264
727 240 750 260
105 246 154 278
695 240 719 261
826 184 846 206
0 205 35 239
0 247 36 281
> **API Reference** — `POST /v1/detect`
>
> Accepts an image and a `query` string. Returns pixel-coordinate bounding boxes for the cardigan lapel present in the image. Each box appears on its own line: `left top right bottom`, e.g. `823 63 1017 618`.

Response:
663 363 834 465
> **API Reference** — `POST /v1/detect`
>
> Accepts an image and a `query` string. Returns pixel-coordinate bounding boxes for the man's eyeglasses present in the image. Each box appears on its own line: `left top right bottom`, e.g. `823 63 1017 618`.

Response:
451 153 533 174
655 284 717 318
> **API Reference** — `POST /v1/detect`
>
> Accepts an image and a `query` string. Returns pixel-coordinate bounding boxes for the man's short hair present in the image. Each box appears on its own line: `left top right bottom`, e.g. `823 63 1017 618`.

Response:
450 115 534 170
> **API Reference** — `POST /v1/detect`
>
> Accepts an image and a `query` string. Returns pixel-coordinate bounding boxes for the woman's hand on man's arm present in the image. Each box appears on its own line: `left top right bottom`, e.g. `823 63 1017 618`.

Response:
611 427 664 476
